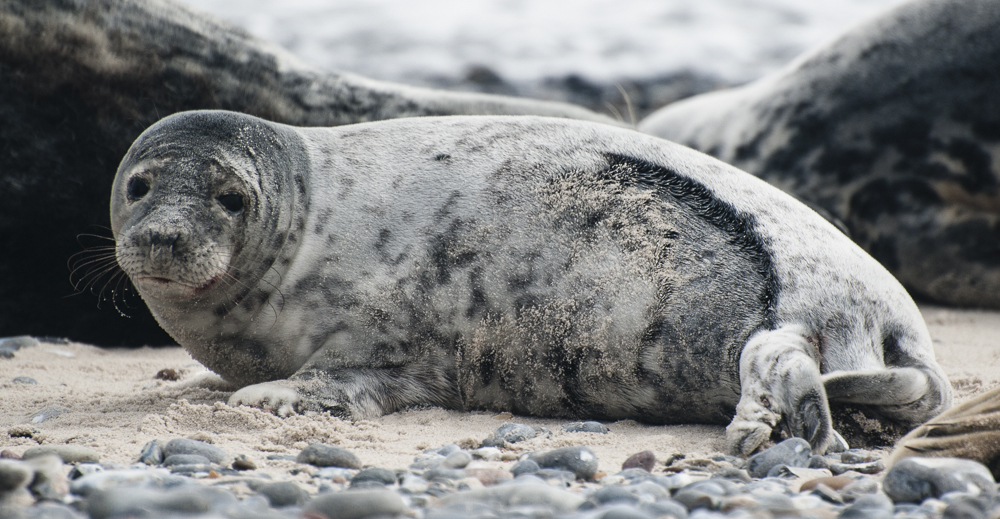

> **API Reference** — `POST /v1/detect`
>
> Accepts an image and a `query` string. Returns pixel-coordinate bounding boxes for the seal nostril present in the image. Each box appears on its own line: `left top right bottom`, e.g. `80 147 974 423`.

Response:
149 231 179 248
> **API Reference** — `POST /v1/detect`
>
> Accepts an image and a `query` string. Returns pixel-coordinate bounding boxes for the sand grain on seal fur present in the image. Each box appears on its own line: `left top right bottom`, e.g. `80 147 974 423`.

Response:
112 111 951 455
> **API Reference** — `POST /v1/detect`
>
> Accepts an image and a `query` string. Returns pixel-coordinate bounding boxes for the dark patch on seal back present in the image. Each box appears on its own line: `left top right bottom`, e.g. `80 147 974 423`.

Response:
604 153 779 327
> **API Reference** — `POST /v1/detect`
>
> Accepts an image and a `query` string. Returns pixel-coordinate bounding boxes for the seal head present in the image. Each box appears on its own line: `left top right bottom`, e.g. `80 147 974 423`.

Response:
112 110 308 383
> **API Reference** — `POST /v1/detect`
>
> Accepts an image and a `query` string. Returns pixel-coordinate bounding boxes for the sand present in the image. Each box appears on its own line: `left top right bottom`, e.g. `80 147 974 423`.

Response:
2 305 998 479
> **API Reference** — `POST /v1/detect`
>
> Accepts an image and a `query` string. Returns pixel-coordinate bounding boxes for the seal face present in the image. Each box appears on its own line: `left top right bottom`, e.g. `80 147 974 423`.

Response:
639 0 1000 309
114 111 952 455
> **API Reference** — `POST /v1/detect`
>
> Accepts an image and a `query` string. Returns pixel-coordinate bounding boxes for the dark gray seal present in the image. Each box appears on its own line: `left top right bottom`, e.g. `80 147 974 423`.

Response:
0 0 616 347
112 111 951 455
640 0 1000 308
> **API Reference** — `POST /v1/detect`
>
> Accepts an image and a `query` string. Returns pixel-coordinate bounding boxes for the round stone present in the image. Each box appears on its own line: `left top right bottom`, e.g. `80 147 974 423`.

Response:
622 451 656 472
746 438 811 479
303 489 407 519
0 459 33 492
528 446 599 480
883 457 997 504
12 376 37 385
162 454 211 467
137 440 164 465
562 421 610 434
22 445 100 464
296 443 362 469
162 439 229 465
231 454 256 471
257 481 308 507
351 467 397 487
441 450 472 469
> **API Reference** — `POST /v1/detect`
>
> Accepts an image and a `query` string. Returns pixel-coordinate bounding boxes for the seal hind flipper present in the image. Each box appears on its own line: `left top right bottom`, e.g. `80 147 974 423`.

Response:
823 365 950 427
729 325 834 455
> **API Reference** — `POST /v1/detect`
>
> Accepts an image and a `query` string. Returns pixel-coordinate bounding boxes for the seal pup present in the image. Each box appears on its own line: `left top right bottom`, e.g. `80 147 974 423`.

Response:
639 0 1000 308
112 111 951 455
0 0 617 347
888 386 1000 479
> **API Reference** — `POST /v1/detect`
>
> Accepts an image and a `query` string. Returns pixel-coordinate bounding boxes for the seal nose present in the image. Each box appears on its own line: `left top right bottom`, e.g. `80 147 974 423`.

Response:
149 230 179 248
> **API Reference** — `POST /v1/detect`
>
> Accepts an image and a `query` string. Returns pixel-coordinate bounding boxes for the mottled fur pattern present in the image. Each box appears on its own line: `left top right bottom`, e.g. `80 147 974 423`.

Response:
639 0 1000 308
113 111 951 455
0 0 616 346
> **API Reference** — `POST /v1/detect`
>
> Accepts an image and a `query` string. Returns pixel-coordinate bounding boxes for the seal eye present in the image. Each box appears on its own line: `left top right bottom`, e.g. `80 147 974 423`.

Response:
217 193 245 214
127 177 150 201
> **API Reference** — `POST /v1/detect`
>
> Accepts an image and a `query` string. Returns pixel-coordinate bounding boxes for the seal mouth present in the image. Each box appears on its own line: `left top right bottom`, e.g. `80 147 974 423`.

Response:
136 273 224 299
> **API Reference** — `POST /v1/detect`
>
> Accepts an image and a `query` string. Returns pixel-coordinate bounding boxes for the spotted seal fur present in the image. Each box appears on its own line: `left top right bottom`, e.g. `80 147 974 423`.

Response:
640 0 1000 308
112 111 951 455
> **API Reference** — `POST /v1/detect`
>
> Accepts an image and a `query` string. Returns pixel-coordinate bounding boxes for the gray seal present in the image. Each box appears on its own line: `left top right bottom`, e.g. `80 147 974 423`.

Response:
639 0 1000 309
112 111 951 455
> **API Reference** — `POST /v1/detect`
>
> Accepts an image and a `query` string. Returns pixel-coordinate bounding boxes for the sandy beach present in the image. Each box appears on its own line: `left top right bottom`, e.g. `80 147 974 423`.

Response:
2 304 998 481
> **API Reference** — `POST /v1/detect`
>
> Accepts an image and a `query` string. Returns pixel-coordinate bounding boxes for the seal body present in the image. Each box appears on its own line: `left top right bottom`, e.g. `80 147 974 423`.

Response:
640 0 1000 308
113 111 951 454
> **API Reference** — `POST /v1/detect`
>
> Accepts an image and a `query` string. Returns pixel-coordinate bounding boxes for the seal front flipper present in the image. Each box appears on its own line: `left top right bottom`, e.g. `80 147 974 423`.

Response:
729 325 835 456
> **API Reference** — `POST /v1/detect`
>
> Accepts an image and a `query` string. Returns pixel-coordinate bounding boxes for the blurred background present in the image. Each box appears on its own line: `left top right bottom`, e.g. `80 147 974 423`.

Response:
179 0 909 120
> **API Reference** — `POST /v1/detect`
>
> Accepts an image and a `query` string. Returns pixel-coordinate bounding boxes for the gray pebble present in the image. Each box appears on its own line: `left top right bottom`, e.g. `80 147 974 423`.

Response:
441 450 472 469
351 467 398 487
424 468 467 481
24 454 69 501
16 503 86 519
425 444 462 456
841 449 874 464
438 481 585 511
883 457 997 504
162 454 211 467
535 468 577 486
562 421 610 434
69 469 187 497
489 423 546 445
257 481 309 507
304 488 407 519
640 499 689 519
528 445 599 480
67 463 103 480
672 488 720 512
22 445 99 464
746 438 811 478
86 485 237 519
0 336 40 358
138 440 164 465
12 376 37 384
511 459 540 477
590 486 640 505
0 459 33 492
829 459 884 475
400 474 430 494
296 443 362 469
163 438 229 465
30 406 69 424
314 466 357 480
839 493 894 519
231 454 257 471
593 504 655 519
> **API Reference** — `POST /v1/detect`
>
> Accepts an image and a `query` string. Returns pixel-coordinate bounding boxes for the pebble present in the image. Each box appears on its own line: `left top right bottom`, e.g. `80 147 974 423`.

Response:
255 481 309 507
529 446 600 480
482 423 547 447
162 454 212 467
0 335 40 358
231 454 257 471
883 457 998 503
562 421 610 434
622 450 656 472
303 488 407 519
351 467 398 487
4 433 999 519
12 376 37 384
30 406 69 423
22 445 100 464
138 440 164 465
745 438 812 478
163 438 230 465
296 443 362 469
